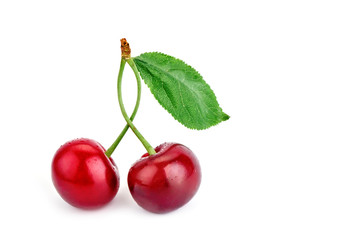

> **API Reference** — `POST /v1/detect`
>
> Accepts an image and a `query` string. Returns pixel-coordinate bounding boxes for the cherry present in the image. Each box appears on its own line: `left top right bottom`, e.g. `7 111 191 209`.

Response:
51 138 120 209
127 142 201 213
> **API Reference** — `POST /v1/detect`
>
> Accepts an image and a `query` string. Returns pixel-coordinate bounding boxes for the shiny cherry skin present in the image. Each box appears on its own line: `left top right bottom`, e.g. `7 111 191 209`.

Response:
51 138 120 209
128 143 201 213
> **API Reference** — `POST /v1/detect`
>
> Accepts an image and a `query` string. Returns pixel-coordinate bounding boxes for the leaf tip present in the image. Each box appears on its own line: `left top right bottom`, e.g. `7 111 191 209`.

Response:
222 113 230 121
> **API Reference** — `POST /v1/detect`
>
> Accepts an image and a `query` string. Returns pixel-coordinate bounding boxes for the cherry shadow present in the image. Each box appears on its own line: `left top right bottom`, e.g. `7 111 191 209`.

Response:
106 186 141 212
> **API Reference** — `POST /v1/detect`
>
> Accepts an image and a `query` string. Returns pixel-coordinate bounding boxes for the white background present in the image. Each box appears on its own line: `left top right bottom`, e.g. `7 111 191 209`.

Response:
0 0 359 239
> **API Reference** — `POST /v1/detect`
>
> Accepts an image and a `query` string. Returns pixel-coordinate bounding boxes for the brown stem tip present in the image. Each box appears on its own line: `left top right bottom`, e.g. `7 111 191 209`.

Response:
120 38 131 59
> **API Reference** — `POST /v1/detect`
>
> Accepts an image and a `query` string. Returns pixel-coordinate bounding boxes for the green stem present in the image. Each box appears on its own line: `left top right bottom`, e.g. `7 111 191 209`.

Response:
105 61 142 157
118 58 156 155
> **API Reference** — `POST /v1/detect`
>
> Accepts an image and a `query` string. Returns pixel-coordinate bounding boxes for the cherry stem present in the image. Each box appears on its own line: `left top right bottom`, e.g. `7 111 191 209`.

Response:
105 61 142 158
117 58 156 155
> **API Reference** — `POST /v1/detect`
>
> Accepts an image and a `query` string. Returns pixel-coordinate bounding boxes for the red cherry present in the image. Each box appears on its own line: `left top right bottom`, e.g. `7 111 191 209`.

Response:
51 138 120 209
127 143 201 213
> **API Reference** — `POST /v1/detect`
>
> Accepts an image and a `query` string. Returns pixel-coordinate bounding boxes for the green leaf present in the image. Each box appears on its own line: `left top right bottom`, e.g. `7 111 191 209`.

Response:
133 52 229 130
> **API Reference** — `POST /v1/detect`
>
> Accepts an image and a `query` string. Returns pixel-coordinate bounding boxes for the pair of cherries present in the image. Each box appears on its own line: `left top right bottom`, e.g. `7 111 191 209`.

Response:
52 139 201 213
51 39 201 213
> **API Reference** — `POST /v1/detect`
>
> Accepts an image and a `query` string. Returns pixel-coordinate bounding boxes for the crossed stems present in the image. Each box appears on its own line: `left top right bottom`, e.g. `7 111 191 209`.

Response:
105 57 156 157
